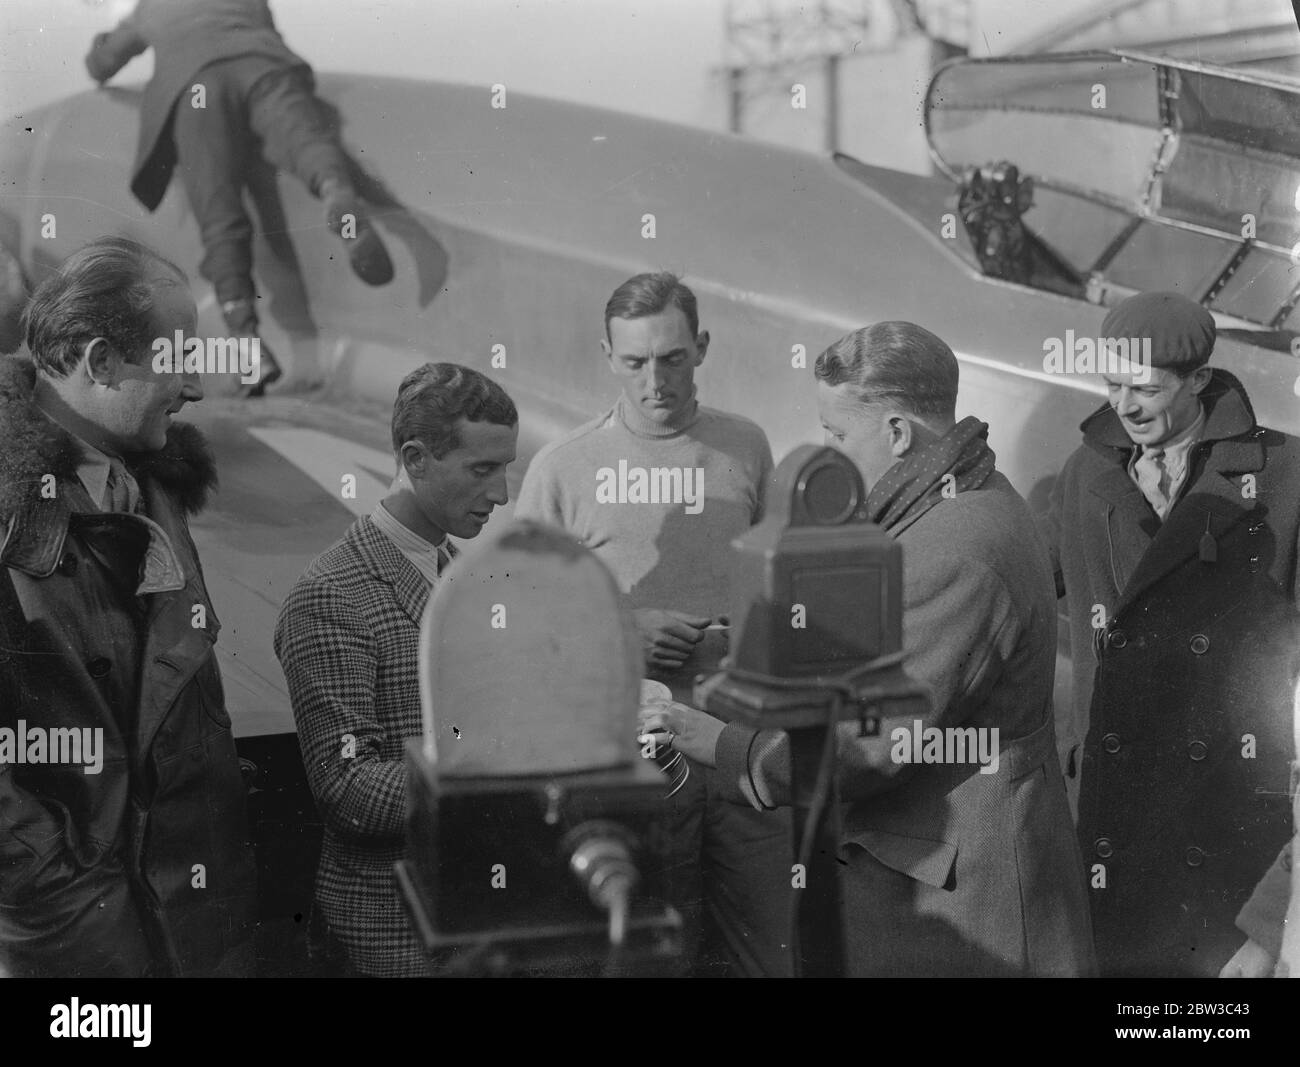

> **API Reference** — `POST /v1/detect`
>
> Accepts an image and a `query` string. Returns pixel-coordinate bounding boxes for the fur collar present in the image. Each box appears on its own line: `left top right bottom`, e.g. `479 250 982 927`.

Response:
0 354 218 521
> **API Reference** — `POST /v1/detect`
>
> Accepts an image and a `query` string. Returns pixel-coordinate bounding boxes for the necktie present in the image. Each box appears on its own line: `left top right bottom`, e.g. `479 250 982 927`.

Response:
106 458 141 514
1136 447 1172 520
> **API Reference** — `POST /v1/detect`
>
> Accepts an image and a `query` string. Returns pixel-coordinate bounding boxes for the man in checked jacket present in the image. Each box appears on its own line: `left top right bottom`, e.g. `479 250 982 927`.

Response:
274 363 517 976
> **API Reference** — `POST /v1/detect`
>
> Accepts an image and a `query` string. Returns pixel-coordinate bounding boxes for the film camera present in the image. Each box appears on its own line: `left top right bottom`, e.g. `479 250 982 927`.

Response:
694 445 929 976
396 521 683 976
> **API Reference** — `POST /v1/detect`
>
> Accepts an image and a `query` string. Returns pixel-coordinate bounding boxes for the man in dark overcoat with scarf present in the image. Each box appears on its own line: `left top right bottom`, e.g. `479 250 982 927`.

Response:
648 321 1095 976
1039 291 1300 977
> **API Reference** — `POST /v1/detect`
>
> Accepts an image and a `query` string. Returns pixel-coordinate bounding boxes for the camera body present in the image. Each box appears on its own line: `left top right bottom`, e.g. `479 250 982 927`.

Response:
401 745 680 975
397 520 683 975
700 445 924 733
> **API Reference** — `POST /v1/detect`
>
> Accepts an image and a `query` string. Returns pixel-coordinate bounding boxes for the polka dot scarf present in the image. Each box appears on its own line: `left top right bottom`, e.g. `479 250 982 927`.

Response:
865 416 997 535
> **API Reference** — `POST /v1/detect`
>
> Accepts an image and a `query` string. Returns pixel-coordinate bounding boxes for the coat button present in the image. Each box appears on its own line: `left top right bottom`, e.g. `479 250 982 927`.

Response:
87 657 112 679
1185 846 1205 867
1189 634 1210 655
1187 740 1207 761
1102 733 1121 754
1108 629 1127 650
57 552 78 576
1095 837 1114 859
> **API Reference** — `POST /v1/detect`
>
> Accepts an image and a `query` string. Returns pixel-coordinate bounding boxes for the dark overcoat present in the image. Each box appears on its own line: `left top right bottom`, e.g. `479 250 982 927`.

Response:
84 0 309 211
838 470 1095 976
1041 368 1300 976
716 468 1097 976
0 356 256 977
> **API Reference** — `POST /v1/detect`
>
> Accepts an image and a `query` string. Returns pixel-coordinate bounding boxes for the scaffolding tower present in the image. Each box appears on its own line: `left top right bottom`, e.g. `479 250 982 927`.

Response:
721 0 966 150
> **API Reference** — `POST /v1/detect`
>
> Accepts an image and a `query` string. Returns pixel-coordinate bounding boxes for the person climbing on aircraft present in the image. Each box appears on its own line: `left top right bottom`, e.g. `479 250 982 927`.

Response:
85 0 394 397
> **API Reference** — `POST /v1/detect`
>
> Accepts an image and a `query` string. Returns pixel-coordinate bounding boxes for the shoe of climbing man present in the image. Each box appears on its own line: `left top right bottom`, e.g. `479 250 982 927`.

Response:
222 298 284 399
321 177 394 287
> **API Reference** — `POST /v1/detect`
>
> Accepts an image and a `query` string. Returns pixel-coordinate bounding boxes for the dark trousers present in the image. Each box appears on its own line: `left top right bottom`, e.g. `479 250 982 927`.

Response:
654 645 796 977
171 57 352 308
701 769 796 977
659 766 795 977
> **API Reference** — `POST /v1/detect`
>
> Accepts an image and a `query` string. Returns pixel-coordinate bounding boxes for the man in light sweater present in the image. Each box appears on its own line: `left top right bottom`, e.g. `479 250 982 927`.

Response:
515 272 794 976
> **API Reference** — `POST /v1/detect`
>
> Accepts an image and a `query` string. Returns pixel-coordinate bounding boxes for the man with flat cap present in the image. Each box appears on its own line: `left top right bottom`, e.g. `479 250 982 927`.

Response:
1039 291 1300 977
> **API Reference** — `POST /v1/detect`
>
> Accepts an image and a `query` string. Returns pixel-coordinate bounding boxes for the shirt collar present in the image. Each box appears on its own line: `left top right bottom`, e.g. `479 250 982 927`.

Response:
370 500 451 585
73 436 117 512
1148 402 1206 457
1127 403 1206 475
29 397 120 512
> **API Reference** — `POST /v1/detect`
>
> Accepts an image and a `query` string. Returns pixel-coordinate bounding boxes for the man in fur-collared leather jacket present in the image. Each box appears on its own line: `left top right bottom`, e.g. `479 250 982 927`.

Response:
0 237 256 977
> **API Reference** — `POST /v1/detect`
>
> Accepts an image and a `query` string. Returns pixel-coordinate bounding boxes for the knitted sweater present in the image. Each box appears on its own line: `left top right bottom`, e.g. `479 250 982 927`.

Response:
515 395 773 618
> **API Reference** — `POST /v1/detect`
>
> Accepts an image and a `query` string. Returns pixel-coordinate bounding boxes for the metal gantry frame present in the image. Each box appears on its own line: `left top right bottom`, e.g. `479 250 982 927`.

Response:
720 0 964 151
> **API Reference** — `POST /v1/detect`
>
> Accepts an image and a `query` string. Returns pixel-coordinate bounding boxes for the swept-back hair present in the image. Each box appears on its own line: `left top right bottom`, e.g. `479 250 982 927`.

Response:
22 235 186 378
814 321 959 420
391 362 517 459
603 271 699 340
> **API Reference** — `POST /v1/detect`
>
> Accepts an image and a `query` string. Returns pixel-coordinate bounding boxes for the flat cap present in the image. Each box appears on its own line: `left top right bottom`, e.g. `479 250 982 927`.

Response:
1101 291 1216 371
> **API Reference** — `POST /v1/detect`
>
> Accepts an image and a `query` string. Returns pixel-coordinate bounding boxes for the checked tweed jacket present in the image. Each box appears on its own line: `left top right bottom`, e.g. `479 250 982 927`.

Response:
274 513 454 977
